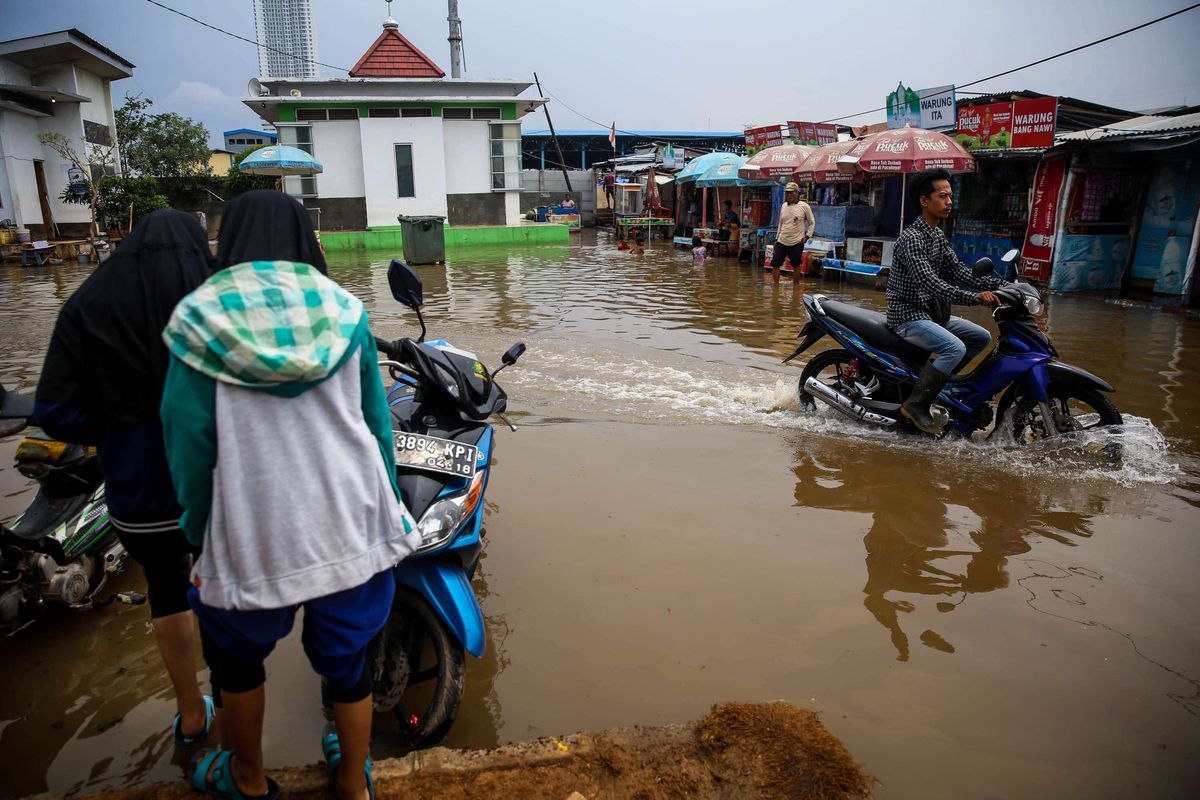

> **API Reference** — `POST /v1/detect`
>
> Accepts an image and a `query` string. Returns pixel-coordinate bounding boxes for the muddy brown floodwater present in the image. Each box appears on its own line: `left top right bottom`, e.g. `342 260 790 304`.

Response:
2 230 1198 798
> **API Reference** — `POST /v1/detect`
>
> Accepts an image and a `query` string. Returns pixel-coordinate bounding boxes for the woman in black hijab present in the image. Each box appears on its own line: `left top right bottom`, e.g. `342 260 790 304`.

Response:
35 209 219 746
217 189 326 272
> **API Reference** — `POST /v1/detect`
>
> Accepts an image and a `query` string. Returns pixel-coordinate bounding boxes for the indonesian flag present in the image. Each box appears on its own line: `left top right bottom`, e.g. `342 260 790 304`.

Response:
609 122 616 149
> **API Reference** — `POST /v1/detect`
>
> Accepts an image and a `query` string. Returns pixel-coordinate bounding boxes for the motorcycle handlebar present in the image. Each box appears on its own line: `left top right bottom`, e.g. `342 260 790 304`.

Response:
373 336 401 360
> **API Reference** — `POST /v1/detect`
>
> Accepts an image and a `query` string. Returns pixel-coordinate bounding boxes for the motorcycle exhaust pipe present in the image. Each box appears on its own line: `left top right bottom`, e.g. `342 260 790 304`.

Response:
803 378 896 426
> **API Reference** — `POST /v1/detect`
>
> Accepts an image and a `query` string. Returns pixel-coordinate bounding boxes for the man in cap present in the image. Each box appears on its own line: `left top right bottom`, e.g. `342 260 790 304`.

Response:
772 182 815 276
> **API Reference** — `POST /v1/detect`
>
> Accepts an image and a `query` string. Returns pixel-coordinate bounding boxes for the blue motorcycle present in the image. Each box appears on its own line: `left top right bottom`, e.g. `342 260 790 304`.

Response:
786 251 1123 441
333 260 524 749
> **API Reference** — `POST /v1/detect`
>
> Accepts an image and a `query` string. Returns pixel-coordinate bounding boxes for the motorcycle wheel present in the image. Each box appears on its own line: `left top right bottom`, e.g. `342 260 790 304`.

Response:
799 348 880 411
1009 382 1122 443
378 587 466 751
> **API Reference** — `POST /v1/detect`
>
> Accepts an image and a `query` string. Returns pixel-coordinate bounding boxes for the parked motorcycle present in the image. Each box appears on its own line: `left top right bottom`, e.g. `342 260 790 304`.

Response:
0 386 133 633
785 250 1123 441
341 259 524 750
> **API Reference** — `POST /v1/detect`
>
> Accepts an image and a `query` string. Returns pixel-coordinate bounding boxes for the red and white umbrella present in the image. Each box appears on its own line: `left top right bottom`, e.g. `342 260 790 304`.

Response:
795 140 862 184
837 127 975 174
737 143 818 180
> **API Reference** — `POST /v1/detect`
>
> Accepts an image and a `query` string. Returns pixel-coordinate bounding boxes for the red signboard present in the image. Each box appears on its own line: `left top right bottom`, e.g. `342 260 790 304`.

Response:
957 98 1058 151
1019 156 1068 281
786 121 838 146
1011 97 1058 149
956 102 1014 150
745 125 784 148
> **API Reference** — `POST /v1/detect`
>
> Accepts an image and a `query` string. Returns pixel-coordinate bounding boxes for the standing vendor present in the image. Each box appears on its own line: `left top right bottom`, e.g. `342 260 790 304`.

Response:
771 181 815 271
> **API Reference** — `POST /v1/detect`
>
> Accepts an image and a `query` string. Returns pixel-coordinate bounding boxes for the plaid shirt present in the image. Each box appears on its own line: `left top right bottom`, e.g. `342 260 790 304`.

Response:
886 217 1002 328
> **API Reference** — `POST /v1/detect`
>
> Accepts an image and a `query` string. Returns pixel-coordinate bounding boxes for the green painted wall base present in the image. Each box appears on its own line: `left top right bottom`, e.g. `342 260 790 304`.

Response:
322 224 569 252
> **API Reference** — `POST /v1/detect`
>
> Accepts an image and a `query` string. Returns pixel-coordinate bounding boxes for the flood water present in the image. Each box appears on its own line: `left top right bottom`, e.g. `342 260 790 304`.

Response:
2 230 1198 798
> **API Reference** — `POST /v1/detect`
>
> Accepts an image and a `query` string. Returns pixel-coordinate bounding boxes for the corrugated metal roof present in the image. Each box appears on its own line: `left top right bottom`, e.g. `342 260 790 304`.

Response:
1056 113 1200 141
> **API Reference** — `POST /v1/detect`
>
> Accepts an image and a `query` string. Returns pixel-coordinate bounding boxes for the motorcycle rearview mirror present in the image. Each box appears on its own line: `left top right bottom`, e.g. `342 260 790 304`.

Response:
387 259 427 343
971 257 996 278
492 342 526 376
1002 248 1020 263
387 260 424 309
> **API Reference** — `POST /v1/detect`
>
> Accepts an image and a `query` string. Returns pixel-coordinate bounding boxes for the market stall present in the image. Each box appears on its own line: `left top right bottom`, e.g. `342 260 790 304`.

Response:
675 152 770 255
819 127 975 282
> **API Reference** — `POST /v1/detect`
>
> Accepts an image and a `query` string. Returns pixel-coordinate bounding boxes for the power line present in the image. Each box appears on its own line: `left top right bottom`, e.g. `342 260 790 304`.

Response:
142 0 350 73
541 3 1199 132
815 2 1199 124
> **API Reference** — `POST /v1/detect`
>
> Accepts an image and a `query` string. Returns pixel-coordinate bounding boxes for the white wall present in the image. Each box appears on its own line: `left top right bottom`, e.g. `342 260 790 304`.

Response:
359 116 447 227
311 120 364 198
36 103 90 226
505 192 521 226
442 120 490 194
0 111 40 226
74 67 113 127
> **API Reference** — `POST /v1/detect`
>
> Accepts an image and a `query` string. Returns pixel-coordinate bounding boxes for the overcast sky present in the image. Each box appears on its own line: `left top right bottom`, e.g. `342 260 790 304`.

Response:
3 0 1198 146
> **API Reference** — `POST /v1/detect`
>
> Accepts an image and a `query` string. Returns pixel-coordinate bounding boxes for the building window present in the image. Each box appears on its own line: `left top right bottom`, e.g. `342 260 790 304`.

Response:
444 107 502 121
296 108 327 121
394 144 415 198
368 108 400 118
328 108 357 120
489 123 521 191
401 107 433 118
278 125 316 197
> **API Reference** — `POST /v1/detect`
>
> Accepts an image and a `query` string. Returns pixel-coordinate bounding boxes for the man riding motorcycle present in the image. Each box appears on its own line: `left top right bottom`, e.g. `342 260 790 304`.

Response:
887 168 1003 433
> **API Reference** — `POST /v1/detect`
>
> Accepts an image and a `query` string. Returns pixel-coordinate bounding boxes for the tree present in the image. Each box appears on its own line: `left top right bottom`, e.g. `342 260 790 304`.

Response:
38 131 119 237
115 94 212 178
224 144 277 196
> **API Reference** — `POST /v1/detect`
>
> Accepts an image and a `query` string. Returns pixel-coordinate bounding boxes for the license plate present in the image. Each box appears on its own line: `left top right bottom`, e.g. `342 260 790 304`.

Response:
393 433 478 478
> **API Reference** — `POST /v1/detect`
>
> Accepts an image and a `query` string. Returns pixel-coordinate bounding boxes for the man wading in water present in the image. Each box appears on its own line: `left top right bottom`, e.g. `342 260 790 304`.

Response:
887 169 1002 433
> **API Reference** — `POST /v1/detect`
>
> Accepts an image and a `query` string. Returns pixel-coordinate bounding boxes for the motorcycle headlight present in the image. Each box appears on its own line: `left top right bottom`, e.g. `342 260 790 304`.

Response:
415 470 484 553
1023 293 1044 315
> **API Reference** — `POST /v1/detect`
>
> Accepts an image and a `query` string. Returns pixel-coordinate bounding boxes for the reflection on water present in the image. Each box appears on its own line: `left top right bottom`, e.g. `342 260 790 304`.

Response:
2 231 1199 797
789 437 1110 662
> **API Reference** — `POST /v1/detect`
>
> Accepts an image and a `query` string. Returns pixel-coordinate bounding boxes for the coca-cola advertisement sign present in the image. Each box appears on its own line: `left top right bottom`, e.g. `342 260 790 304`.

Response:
1019 156 1067 281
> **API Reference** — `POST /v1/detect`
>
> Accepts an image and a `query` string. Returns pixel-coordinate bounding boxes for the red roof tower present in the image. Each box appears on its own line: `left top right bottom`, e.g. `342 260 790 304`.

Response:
349 18 445 79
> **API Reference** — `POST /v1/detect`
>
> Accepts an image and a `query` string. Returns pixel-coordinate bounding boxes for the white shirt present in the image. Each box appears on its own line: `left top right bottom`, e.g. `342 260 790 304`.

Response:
777 200 815 246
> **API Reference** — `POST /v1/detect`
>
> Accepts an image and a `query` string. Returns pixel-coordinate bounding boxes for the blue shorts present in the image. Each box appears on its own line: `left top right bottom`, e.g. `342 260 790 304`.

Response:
190 569 394 703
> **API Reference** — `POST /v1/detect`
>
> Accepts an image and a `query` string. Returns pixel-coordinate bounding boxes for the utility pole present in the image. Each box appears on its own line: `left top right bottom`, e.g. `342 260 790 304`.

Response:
447 0 464 78
533 72 572 194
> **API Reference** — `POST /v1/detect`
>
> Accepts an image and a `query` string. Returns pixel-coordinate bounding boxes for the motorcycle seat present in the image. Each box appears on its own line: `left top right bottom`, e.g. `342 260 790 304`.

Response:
820 300 930 367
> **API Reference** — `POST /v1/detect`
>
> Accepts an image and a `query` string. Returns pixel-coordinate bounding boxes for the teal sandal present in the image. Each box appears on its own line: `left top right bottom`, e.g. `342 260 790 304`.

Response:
173 695 216 746
190 748 280 800
321 732 376 800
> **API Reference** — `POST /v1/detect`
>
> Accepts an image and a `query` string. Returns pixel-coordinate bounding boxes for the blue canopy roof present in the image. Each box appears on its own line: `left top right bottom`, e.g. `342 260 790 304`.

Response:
677 152 769 187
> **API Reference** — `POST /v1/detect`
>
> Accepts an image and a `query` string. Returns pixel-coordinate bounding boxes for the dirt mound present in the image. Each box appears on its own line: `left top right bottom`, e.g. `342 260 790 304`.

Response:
64 702 872 800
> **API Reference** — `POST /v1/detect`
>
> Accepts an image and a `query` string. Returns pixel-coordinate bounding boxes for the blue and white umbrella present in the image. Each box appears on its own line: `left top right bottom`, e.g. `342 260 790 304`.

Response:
238 145 324 176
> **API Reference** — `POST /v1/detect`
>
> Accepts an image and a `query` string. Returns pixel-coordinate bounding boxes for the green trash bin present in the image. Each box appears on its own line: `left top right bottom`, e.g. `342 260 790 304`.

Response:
397 214 446 265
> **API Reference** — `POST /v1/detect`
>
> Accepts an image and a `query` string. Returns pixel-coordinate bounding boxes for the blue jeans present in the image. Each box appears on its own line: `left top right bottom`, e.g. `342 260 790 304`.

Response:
894 317 992 376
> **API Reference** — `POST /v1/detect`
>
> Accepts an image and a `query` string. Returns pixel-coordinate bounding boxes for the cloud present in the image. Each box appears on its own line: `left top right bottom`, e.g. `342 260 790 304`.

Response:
158 80 263 148
164 80 239 110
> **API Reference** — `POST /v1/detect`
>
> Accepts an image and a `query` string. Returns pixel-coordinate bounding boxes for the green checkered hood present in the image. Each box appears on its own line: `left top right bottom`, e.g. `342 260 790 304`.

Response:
163 260 364 387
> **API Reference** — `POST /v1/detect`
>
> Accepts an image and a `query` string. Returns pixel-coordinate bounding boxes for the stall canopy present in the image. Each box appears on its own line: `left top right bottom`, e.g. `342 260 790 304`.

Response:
738 144 818 181
837 127 975 174
676 152 744 184
796 140 861 184
835 127 976 232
